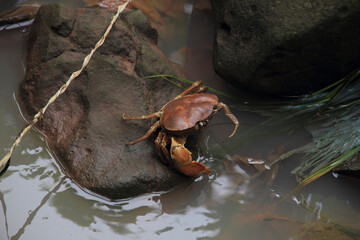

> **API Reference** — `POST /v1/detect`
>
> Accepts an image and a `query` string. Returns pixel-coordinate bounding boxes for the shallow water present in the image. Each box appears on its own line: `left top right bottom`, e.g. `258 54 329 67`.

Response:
1 1 360 239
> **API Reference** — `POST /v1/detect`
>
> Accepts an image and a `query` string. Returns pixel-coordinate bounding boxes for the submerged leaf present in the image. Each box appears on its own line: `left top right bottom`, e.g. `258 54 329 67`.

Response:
230 145 284 186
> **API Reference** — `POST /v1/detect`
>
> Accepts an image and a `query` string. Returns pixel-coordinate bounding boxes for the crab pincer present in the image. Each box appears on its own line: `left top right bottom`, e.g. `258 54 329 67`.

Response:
122 80 239 177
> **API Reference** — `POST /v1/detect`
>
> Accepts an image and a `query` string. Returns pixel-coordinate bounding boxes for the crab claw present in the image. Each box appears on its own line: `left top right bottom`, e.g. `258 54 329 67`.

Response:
171 137 211 177
178 161 211 177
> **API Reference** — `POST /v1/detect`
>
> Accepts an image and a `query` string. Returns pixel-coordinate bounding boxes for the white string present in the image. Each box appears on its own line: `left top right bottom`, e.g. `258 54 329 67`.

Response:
0 1 130 171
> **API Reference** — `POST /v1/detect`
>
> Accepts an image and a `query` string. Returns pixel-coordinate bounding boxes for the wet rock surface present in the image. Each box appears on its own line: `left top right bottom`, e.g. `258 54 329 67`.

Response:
211 0 360 95
19 3 187 199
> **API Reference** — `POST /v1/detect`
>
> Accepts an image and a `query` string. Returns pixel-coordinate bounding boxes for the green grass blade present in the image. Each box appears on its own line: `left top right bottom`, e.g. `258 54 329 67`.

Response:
281 144 360 201
144 74 237 100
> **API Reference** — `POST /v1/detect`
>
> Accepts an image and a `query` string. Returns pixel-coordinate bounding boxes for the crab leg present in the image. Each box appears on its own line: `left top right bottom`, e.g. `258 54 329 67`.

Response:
217 102 239 138
155 131 166 164
170 137 211 177
194 86 208 94
174 80 203 100
122 112 161 120
124 81 205 120
155 131 173 167
126 121 160 145
160 134 175 168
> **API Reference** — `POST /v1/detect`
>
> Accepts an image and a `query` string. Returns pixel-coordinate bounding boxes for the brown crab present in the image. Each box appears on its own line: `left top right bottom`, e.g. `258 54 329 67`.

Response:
122 80 239 177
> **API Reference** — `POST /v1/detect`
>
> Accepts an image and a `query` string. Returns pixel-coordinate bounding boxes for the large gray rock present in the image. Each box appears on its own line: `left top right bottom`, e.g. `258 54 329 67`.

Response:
19 4 188 199
211 0 360 95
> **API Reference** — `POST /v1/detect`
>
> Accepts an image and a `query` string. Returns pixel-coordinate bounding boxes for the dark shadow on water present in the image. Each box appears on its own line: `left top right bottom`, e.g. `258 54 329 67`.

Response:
0 190 10 240
10 176 66 240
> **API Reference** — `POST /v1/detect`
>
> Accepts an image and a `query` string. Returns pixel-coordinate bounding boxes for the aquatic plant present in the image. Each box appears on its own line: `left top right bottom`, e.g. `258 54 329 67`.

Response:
261 66 360 187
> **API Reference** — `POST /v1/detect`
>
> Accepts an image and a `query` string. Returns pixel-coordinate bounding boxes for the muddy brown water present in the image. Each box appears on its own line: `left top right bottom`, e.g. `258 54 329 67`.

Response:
1 1 360 239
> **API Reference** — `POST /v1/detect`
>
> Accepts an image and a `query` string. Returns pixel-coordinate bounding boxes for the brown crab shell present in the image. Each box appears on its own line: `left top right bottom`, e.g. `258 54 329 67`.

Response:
160 93 218 135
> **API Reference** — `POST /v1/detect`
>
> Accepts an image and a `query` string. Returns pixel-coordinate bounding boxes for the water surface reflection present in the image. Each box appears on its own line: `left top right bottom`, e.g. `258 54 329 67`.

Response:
1 0 360 239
